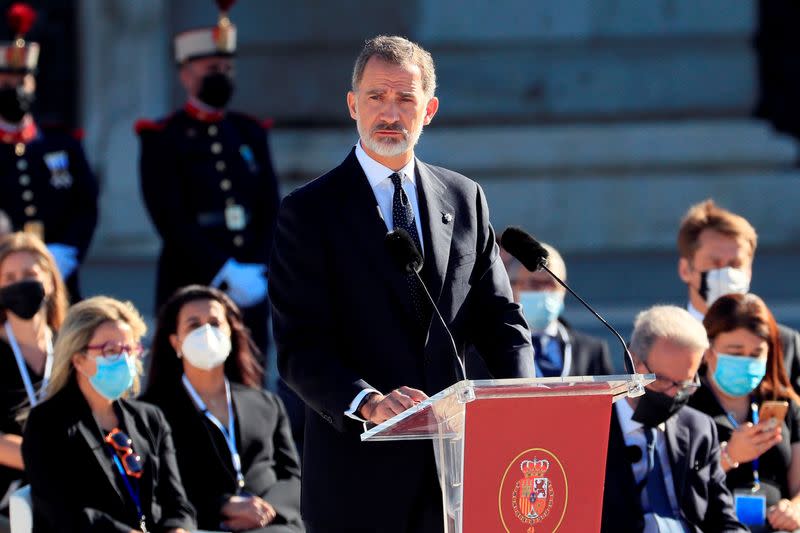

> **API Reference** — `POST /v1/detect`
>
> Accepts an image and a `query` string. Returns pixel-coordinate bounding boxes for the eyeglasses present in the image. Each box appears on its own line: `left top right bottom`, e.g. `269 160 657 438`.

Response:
104 428 143 478
85 342 144 360
643 363 701 399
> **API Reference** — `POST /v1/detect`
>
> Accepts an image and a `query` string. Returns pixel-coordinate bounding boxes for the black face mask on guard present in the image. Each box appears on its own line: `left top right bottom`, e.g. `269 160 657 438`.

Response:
0 85 34 124
197 72 234 109
0 280 46 320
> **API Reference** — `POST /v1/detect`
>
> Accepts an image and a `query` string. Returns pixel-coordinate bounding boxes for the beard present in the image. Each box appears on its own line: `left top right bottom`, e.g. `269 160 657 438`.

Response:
357 119 424 157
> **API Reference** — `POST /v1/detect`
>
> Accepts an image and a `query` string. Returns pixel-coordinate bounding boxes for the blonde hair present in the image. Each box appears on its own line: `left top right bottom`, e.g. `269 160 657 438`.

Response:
0 232 69 329
44 296 147 400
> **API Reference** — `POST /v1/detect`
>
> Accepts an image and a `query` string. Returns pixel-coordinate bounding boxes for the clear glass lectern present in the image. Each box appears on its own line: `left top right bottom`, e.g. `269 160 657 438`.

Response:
362 374 652 533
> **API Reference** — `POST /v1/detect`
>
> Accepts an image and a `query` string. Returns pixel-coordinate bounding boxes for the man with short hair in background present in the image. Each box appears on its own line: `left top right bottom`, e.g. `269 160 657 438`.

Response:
676 199 800 392
602 305 745 532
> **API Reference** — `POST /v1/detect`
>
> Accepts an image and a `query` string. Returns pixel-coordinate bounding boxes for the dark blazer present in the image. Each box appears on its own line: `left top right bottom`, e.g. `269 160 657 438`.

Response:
142 382 303 532
567 323 614 376
269 149 534 530
602 405 746 533
137 109 280 308
465 319 613 379
778 323 800 395
21 379 195 533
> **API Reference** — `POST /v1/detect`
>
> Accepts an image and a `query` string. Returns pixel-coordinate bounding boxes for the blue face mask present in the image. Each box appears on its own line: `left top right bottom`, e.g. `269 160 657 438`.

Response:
89 354 136 401
712 353 767 397
519 291 564 332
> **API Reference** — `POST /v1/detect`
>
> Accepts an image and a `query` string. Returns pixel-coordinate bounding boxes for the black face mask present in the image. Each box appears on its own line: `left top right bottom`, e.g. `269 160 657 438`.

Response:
197 72 234 109
631 388 690 427
0 280 46 320
0 85 34 124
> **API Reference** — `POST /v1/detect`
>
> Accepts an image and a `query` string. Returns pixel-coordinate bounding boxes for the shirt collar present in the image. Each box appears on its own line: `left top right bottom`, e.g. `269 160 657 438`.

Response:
687 301 705 322
615 397 666 434
355 140 416 189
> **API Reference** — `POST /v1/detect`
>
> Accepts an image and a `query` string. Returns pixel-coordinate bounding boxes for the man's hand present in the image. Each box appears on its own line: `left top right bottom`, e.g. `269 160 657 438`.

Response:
221 494 276 531
358 387 428 424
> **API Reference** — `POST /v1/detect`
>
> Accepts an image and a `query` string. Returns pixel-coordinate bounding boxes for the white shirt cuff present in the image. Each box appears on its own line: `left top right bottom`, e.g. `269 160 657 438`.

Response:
345 388 380 422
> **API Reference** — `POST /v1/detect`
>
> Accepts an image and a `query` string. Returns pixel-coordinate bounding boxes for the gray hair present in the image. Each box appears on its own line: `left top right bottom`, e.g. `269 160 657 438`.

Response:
629 305 709 363
351 35 437 100
505 242 566 283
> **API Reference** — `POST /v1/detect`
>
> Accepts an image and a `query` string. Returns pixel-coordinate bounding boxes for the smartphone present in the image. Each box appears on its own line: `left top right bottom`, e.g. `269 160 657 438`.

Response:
759 400 789 424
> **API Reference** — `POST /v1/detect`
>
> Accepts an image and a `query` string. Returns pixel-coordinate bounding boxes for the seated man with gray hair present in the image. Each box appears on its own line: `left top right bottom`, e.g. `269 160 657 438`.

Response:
601 305 746 532
506 242 614 377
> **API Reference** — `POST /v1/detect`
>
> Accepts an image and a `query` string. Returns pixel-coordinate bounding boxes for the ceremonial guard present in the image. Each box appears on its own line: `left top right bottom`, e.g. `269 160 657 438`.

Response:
0 3 98 300
137 0 280 354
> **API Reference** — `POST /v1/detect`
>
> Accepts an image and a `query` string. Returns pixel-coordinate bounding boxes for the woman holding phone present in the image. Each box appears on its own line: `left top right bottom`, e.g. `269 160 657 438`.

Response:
689 293 800 532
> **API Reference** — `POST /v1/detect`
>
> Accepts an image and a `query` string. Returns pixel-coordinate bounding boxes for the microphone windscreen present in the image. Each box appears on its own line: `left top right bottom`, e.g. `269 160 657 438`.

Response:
385 229 423 274
500 227 549 272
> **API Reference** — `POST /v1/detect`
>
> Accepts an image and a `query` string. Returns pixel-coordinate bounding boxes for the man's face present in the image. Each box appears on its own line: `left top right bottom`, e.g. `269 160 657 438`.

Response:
636 337 703 398
678 229 753 310
510 266 564 302
179 56 234 97
347 57 438 160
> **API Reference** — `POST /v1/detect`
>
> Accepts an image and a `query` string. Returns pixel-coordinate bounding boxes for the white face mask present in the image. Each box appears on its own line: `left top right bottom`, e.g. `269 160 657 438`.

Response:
699 267 750 308
180 324 232 370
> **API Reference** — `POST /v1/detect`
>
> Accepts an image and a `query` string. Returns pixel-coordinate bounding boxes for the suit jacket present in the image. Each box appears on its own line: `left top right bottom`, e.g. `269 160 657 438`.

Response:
21 379 196 533
566 322 614 376
778 323 800 395
141 382 303 532
602 405 746 533
269 149 534 530
137 109 280 307
465 319 613 379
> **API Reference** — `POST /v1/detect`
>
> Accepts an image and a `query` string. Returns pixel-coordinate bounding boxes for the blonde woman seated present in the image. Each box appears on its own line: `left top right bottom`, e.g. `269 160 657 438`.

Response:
21 296 195 533
0 233 68 527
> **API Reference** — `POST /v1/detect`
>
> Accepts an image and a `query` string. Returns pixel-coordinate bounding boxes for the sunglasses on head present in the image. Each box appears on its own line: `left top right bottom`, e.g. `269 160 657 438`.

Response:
104 428 143 478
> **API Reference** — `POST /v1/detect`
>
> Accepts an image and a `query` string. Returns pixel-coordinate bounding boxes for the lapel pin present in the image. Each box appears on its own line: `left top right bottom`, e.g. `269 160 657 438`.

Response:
442 212 453 224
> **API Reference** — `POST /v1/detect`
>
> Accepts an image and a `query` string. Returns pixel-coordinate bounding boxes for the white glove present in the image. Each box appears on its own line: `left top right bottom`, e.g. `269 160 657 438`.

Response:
212 259 267 308
46 243 79 279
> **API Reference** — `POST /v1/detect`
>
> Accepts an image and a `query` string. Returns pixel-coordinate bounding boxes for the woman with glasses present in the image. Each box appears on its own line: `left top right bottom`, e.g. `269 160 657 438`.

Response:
21 296 195 533
142 285 302 532
689 293 800 533
0 232 68 528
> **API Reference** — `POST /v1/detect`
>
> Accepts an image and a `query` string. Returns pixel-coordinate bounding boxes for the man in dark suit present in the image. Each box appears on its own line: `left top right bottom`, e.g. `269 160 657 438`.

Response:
269 35 534 531
507 242 614 377
136 2 279 353
676 199 800 393
602 305 745 532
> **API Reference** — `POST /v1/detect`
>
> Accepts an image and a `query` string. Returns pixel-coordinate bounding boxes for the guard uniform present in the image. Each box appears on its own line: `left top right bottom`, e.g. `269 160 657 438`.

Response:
136 3 279 354
0 3 97 299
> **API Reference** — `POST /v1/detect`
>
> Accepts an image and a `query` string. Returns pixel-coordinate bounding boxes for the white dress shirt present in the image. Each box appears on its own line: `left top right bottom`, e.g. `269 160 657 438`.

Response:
354 141 424 252
686 302 704 322
615 399 682 531
344 142 427 423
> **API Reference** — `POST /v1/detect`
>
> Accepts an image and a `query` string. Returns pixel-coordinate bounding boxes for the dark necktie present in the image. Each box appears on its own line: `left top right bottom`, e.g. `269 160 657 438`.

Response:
390 172 430 325
642 427 676 518
534 335 563 377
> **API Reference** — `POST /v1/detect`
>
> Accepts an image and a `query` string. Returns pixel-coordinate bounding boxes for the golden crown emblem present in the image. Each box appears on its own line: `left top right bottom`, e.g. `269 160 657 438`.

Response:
520 458 550 478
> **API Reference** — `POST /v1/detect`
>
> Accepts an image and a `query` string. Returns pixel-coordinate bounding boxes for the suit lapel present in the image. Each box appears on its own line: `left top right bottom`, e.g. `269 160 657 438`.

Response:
665 414 690 501
75 406 125 503
337 150 418 321
415 160 454 305
608 409 640 506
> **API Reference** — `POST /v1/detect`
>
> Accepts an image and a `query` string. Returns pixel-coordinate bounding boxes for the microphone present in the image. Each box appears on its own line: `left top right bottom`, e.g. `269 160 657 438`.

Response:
500 226 639 380
384 229 466 382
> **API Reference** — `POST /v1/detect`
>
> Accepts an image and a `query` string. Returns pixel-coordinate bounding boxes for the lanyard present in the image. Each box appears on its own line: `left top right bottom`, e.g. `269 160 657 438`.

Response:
5 322 53 407
109 450 148 533
726 400 761 491
181 374 245 491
